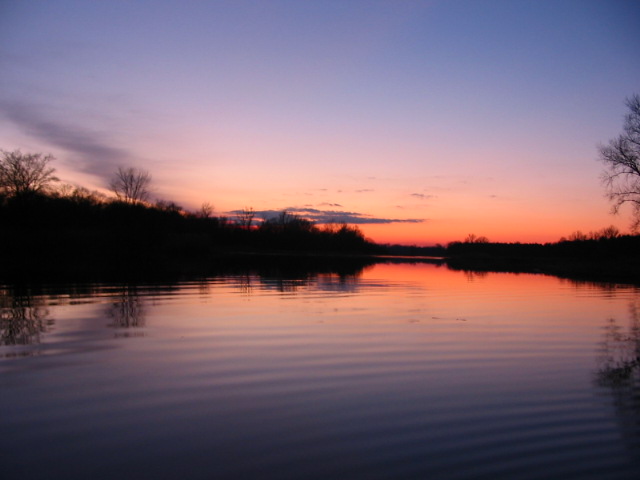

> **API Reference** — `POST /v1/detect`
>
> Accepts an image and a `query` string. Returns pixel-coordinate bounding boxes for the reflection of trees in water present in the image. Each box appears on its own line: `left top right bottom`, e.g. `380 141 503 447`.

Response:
595 295 640 458
242 271 364 295
107 287 146 334
315 273 362 293
596 297 640 388
561 277 627 298
198 280 211 298
251 259 371 294
261 277 308 293
237 274 253 296
0 289 53 346
463 270 489 281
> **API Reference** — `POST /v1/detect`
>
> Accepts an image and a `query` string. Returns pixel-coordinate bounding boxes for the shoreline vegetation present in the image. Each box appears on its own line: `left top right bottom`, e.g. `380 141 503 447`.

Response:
444 238 640 285
0 146 637 286
0 189 638 285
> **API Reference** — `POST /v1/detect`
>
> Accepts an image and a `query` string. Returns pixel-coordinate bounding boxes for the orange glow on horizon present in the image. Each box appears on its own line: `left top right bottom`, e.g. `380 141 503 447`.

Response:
52 158 630 246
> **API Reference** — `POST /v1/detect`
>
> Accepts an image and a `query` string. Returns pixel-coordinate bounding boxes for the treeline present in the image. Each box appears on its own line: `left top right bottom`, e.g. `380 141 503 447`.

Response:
0 189 382 278
2 149 639 283
0 149 385 279
384 244 446 257
447 226 638 258
445 230 640 283
448 235 640 260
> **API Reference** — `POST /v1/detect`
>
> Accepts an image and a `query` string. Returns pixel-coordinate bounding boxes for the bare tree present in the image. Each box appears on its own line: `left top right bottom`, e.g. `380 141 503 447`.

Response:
110 166 151 204
599 94 640 231
0 149 59 197
197 202 214 219
155 199 183 213
237 207 255 229
463 233 489 243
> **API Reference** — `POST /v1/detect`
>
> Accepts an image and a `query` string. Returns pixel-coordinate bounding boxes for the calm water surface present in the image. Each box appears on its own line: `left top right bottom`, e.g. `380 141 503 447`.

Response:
1 263 639 479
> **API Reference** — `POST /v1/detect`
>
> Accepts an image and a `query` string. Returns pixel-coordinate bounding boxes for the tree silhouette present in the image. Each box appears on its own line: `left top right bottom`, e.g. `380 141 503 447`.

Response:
599 94 640 231
110 166 151 204
197 202 214 219
237 207 255 229
0 149 59 197
463 233 489 243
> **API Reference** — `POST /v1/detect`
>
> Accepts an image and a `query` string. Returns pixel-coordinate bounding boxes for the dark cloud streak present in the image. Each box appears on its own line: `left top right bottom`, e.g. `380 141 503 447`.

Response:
410 193 436 200
228 207 424 225
1 101 132 179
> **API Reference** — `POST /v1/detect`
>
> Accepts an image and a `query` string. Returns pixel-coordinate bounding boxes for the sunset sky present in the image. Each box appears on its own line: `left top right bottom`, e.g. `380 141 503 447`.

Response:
1 0 639 245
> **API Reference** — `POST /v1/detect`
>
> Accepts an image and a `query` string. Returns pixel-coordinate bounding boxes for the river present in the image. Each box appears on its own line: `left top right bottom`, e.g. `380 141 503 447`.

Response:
1 262 639 479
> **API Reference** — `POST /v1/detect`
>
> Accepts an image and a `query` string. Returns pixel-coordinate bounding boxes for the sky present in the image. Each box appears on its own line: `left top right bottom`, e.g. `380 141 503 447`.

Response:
1 0 639 245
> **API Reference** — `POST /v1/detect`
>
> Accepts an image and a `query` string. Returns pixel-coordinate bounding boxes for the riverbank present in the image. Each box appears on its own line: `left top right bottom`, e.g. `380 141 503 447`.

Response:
444 255 640 285
443 235 640 285
2 245 637 286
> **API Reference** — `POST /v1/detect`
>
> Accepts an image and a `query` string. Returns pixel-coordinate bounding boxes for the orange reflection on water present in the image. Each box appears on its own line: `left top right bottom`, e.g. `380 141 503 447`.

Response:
2 266 639 480
358 262 631 331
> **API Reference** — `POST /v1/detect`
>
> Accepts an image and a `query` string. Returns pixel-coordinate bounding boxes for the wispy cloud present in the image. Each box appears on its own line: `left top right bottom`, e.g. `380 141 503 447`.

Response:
1 100 133 179
228 207 424 225
410 193 437 200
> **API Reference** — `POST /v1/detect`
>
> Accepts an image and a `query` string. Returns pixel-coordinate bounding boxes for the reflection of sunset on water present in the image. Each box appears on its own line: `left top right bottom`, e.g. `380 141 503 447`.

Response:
2 263 639 479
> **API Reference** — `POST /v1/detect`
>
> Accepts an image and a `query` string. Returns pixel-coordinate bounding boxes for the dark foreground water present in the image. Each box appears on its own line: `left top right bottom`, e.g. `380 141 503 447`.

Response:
1 263 639 479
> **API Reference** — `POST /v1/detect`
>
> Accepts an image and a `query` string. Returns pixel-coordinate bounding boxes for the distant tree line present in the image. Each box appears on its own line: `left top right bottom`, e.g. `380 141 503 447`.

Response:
3 132 639 283
447 226 634 257
446 229 639 283
0 149 382 277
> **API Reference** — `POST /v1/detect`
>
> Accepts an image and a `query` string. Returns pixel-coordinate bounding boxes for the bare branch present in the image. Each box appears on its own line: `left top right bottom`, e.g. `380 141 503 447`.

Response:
598 94 640 231
109 166 151 204
0 149 59 197
237 207 255 229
